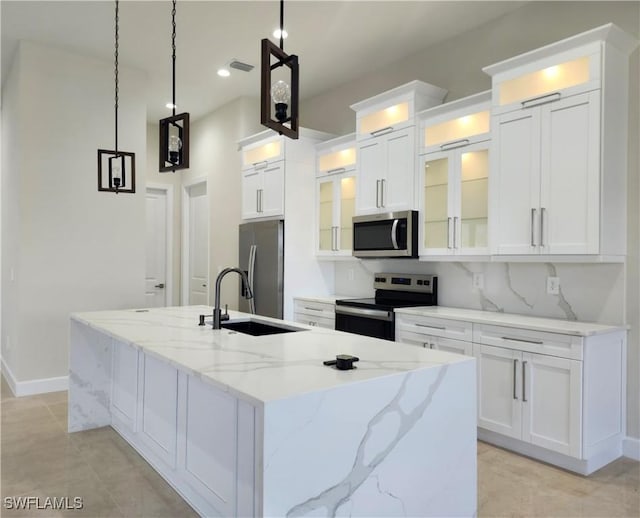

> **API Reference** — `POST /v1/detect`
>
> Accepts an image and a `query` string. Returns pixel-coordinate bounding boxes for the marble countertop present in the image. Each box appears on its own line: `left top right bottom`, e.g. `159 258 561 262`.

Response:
293 294 369 304
71 306 470 406
395 306 627 336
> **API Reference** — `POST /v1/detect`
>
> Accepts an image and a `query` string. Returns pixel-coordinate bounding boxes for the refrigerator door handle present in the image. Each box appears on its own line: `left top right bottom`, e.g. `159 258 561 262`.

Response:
248 245 257 314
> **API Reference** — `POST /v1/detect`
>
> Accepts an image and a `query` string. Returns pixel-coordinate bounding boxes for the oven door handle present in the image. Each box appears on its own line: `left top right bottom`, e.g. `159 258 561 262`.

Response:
391 219 399 249
335 305 393 322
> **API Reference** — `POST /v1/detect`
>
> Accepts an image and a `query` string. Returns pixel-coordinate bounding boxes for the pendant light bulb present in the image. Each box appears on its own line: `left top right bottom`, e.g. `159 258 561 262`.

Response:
168 134 182 164
271 79 291 122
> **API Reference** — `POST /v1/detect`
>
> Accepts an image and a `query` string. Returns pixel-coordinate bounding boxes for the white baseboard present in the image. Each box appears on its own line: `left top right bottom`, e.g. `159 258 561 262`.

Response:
1 357 68 397
623 437 640 461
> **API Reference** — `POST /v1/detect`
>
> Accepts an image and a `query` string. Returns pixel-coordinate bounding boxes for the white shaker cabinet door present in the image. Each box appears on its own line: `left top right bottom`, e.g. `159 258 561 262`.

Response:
521 352 582 458
540 91 600 254
241 169 261 219
475 344 522 439
261 162 285 218
111 339 139 431
356 138 385 214
493 109 541 255
139 353 178 467
384 126 414 212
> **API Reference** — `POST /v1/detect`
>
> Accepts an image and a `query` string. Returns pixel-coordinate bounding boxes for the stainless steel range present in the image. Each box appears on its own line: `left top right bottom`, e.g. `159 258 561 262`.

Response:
335 273 437 341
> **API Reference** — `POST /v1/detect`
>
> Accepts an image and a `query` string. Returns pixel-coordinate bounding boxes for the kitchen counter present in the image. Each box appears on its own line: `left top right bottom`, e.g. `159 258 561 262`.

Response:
395 306 626 336
70 305 469 405
69 306 476 517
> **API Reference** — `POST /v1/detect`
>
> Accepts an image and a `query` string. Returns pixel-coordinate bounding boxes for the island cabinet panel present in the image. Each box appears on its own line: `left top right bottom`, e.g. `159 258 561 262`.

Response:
139 353 178 468
181 375 239 516
110 339 139 432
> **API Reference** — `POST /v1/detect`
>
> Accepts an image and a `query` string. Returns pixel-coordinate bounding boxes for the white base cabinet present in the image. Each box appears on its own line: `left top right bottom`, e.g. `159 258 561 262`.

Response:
395 308 626 474
293 298 335 329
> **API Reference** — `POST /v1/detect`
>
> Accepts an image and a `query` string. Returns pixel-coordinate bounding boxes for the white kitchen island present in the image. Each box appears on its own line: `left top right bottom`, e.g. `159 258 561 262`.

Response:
69 306 476 517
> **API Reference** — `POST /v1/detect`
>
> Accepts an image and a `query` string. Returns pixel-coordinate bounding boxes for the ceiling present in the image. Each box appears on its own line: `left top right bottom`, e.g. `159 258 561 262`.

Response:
1 1 527 122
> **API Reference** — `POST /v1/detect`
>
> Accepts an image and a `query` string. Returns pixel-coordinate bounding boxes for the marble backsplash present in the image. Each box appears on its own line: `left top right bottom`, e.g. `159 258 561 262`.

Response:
334 260 625 325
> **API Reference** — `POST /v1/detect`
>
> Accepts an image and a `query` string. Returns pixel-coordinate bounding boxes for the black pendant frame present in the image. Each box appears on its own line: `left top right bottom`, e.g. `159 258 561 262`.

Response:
260 38 299 140
98 149 136 194
159 112 190 172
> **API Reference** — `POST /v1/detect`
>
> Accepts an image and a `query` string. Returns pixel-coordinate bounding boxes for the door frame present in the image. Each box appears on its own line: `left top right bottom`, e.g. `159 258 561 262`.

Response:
181 176 209 305
146 183 175 307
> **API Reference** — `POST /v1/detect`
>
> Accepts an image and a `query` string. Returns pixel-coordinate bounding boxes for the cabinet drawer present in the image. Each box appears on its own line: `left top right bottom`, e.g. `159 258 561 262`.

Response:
294 313 335 330
293 299 335 319
396 314 473 342
473 324 583 360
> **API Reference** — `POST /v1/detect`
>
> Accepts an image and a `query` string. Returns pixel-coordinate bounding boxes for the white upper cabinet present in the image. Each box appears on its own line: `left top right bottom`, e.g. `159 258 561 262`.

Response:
315 135 357 257
350 81 447 215
418 92 491 257
484 23 638 258
239 134 285 220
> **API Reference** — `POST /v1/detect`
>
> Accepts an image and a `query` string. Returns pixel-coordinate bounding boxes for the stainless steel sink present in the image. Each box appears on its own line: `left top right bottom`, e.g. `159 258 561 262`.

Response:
221 318 306 336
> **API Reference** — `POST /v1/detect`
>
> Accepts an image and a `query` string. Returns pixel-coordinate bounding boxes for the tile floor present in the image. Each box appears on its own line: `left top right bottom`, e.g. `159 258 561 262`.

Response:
1 376 638 517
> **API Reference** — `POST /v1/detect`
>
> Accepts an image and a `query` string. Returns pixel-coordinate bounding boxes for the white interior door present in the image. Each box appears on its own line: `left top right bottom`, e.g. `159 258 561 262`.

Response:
145 188 168 307
185 182 209 305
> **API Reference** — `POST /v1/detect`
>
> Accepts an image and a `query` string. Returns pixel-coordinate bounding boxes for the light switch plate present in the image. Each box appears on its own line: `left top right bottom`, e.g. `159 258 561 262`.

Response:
472 273 484 290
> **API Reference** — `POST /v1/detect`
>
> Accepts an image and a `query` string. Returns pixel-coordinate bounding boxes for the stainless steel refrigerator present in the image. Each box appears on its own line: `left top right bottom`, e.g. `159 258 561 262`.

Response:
238 219 284 319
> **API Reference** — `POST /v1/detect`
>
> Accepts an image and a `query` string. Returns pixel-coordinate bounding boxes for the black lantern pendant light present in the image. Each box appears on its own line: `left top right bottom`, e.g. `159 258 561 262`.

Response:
98 0 136 194
260 0 299 139
159 0 190 172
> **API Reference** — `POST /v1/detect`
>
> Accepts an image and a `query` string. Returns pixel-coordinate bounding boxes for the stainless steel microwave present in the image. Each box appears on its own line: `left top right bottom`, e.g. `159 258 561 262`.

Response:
352 210 418 258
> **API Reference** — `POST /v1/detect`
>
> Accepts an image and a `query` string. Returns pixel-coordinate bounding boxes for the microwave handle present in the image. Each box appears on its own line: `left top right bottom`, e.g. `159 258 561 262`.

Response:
391 219 399 249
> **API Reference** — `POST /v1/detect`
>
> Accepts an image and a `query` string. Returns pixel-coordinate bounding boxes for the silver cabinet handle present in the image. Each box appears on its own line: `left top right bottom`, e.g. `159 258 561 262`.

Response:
521 92 561 108
440 139 470 150
530 208 537 247
540 207 546 247
303 306 323 312
264 166 280 173
253 160 268 169
513 359 519 400
371 126 393 136
256 190 260 213
380 179 386 207
333 226 339 251
260 189 264 212
501 336 543 345
375 180 381 208
415 323 446 330
327 167 346 175
447 217 453 249
453 216 458 249
522 361 528 402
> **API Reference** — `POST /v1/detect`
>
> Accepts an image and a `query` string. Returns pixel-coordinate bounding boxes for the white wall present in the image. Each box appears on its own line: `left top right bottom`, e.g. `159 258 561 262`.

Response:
302 1 639 441
1 41 147 384
180 96 263 310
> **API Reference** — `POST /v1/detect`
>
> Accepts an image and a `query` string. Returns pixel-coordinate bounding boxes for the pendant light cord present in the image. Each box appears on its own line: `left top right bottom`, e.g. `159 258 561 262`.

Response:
114 0 119 154
279 0 284 50
171 0 177 117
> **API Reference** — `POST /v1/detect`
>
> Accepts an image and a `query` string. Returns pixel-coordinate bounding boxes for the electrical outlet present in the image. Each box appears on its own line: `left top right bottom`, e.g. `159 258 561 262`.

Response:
472 273 484 290
547 276 560 295
347 269 354 282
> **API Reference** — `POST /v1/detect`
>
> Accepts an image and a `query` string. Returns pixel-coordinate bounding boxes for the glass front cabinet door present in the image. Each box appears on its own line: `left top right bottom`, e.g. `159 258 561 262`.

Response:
418 92 491 257
315 135 357 257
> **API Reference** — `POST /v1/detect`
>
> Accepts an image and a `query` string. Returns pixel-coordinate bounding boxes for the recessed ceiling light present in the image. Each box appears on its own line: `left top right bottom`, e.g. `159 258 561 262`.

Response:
273 28 288 39
165 102 176 109
217 68 231 77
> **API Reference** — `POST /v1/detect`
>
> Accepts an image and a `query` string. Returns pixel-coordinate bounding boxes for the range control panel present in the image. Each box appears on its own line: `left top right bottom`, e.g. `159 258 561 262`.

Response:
373 273 436 293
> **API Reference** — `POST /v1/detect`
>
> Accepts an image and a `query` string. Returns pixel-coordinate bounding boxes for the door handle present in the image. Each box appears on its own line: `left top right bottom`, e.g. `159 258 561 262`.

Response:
521 92 561 108
530 208 537 247
375 180 381 208
453 216 458 249
371 126 393 136
256 190 260 213
522 361 528 402
391 219 399 249
513 359 519 400
380 179 385 207
447 217 453 249
540 207 546 247
154 283 165 289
